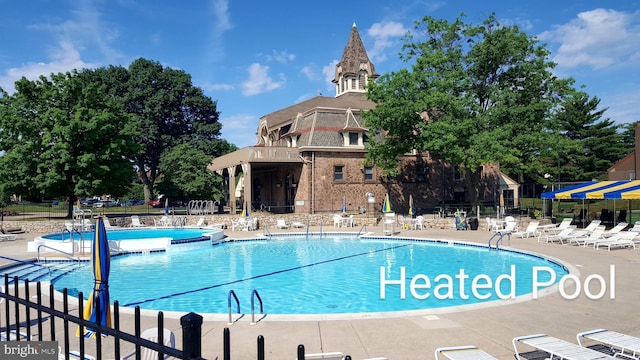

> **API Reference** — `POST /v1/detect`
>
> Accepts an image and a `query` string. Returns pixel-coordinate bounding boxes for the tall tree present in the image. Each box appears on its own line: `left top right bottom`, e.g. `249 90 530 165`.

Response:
85 58 226 203
0 72 141 217
363 13 573 206
156 144 224 201
552 91 625 181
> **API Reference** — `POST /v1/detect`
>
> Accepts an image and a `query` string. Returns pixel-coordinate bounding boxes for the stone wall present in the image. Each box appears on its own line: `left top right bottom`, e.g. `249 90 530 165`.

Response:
5 213 534 234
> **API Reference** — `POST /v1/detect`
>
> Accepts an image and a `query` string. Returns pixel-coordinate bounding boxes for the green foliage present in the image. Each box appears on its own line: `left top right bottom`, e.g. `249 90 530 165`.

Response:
0 71 141 217
156 144 223 200
363 13 574 205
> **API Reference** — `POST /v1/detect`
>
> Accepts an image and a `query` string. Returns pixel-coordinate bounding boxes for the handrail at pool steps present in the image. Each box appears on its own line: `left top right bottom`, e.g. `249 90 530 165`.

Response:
263 225 272 236
227 289 240 324
358 223 366 236
37 244 80 262
250 289 263 325
172 216 187 228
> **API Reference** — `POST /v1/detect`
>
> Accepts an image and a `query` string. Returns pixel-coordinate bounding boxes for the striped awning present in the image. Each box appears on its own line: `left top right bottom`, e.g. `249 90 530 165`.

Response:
541 180 640 200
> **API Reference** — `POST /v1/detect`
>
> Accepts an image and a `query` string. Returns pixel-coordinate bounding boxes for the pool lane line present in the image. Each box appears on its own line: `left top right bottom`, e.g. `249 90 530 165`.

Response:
122 243 412 307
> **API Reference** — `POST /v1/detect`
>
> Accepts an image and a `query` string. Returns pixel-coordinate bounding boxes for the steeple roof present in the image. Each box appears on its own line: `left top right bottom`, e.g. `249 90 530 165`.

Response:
335 24 378 79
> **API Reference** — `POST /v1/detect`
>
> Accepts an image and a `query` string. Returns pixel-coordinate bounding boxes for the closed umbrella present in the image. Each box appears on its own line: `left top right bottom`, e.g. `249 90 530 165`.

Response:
164 197 169 216
382 193 392 213
241 201 249 217
342 197 347 214
408 195 414 217
77 216 111 338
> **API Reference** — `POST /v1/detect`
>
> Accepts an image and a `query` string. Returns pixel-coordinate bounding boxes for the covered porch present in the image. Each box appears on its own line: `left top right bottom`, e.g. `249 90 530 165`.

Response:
208 147 303 214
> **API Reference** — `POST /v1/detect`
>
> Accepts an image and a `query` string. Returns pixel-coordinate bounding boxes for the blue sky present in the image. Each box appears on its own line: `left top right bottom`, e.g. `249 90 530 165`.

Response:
1 1 639 148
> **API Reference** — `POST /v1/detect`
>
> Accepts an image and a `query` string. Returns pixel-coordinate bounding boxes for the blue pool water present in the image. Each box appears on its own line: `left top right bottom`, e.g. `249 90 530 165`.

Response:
52 235 569 315
42 228 212 241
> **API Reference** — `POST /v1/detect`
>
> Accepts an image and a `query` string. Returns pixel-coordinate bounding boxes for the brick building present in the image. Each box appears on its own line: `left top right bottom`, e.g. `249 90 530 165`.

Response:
208 24 514 215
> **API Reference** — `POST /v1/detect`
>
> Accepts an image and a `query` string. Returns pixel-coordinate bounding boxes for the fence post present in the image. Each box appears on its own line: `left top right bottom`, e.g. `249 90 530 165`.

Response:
180 312 203 359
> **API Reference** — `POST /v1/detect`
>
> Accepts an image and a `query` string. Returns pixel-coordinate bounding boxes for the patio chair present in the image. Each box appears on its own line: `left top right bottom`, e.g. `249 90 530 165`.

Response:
593 231 638 251
539 226 577 244
130 215 148 227
512 221 539 238
73 204 92 219
333 214 342 228
577 329 640 359
567 225 606 246
276 218 289 229
292 221 305 229
435 346 497 360
601 222 628 238
513 333 617 360
121 327 175 360
413 215 425 230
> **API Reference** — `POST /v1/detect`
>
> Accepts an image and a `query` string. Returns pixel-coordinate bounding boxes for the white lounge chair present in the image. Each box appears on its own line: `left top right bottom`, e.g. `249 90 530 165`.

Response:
59 346 96 360
121 327 175 360
130 215 148 227
583 219 602 232
0 329 31 341
539 226 577 244
276 219 289 229
154 216 170 227
577 329 640 359
512 221 539 238
435 346 497 360
601 222 629 238
292 221 305 229
0 232 18 241
567 225 606 246
302 352 344 360
513 333 617 360
593 231 638 251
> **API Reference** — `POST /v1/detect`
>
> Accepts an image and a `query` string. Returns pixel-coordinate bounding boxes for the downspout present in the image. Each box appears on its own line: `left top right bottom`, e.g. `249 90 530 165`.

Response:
312 152 316 214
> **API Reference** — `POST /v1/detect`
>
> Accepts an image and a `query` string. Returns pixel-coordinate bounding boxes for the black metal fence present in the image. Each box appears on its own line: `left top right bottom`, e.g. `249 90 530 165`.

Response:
1 275 359 360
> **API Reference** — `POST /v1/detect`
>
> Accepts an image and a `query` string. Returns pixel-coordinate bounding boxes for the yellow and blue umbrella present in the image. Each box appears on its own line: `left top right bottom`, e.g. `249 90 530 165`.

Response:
382 193 392 213
408 195 414 217
240 201 249 217
78 216 111 338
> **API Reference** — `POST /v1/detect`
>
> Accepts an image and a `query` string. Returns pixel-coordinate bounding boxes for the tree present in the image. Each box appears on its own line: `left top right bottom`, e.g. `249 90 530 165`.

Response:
155 144 223 201
0 72 141 217
123 58 225 203
551 91 625 181
363 13 573 206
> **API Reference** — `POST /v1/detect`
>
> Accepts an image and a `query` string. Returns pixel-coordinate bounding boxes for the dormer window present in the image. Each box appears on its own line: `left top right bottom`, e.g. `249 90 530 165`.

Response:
349 132 359 145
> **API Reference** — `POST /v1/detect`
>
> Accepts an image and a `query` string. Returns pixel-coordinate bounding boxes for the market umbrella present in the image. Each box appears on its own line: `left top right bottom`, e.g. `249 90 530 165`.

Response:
77 216 111 338
164 197 169 216
342 197 347 214
382 193 392 213
408 195 414 217
240 201 249 217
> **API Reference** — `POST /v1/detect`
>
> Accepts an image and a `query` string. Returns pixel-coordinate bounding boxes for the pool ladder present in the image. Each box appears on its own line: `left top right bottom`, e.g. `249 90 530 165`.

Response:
227 289 264 325
487 230 511 249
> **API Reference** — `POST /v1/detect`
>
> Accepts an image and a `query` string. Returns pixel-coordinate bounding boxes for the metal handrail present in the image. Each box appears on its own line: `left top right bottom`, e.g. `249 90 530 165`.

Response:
357 224 366 236
227 290 240 324
264 226 272 237
37 245 80 262
250 289 263 325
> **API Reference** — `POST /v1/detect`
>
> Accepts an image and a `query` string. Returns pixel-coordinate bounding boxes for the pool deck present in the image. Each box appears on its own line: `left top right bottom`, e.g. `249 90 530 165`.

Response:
2 224 640 359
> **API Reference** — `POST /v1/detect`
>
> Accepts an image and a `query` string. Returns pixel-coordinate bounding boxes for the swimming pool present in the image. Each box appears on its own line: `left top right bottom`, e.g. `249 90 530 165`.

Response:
52 235 569 317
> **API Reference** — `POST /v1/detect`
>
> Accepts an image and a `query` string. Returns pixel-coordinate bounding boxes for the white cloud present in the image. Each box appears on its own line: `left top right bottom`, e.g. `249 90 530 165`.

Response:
211 0 232 34
367 21 407 62
0 41 95 93
322 60 338 94
241 63 285 96
300 65 318 80
200 81 234 92
265 50 296 63
220 113 258 147
539 8 640 69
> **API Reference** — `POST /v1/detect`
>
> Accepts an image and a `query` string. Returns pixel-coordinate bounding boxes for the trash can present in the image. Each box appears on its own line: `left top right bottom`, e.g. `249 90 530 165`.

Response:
468 217 479 230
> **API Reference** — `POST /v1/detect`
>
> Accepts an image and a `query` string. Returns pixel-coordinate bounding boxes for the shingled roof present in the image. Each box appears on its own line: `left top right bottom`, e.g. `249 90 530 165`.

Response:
334 23 379 81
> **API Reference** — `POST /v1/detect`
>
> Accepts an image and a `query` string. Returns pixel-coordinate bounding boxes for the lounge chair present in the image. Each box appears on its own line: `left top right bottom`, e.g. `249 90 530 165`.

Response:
567 225 606 246
154 216 170 227
301 352 344 360
130 215 148 227
513 333 617 360
583 219 603 232
577 329 640 359
121 327 176 360
0 329 31 341
539 226 577 244
512 221 539 238
601 222 628 238
276 219 289 229
292 221 305 229
435 346 497 360
627 221 640 233
593 231 638 251
0 232 18 241
59 346 96 360
103 217 118 228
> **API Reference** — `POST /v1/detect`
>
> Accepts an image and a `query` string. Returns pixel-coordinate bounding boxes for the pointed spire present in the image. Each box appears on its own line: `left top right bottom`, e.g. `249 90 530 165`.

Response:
332 23 379 97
